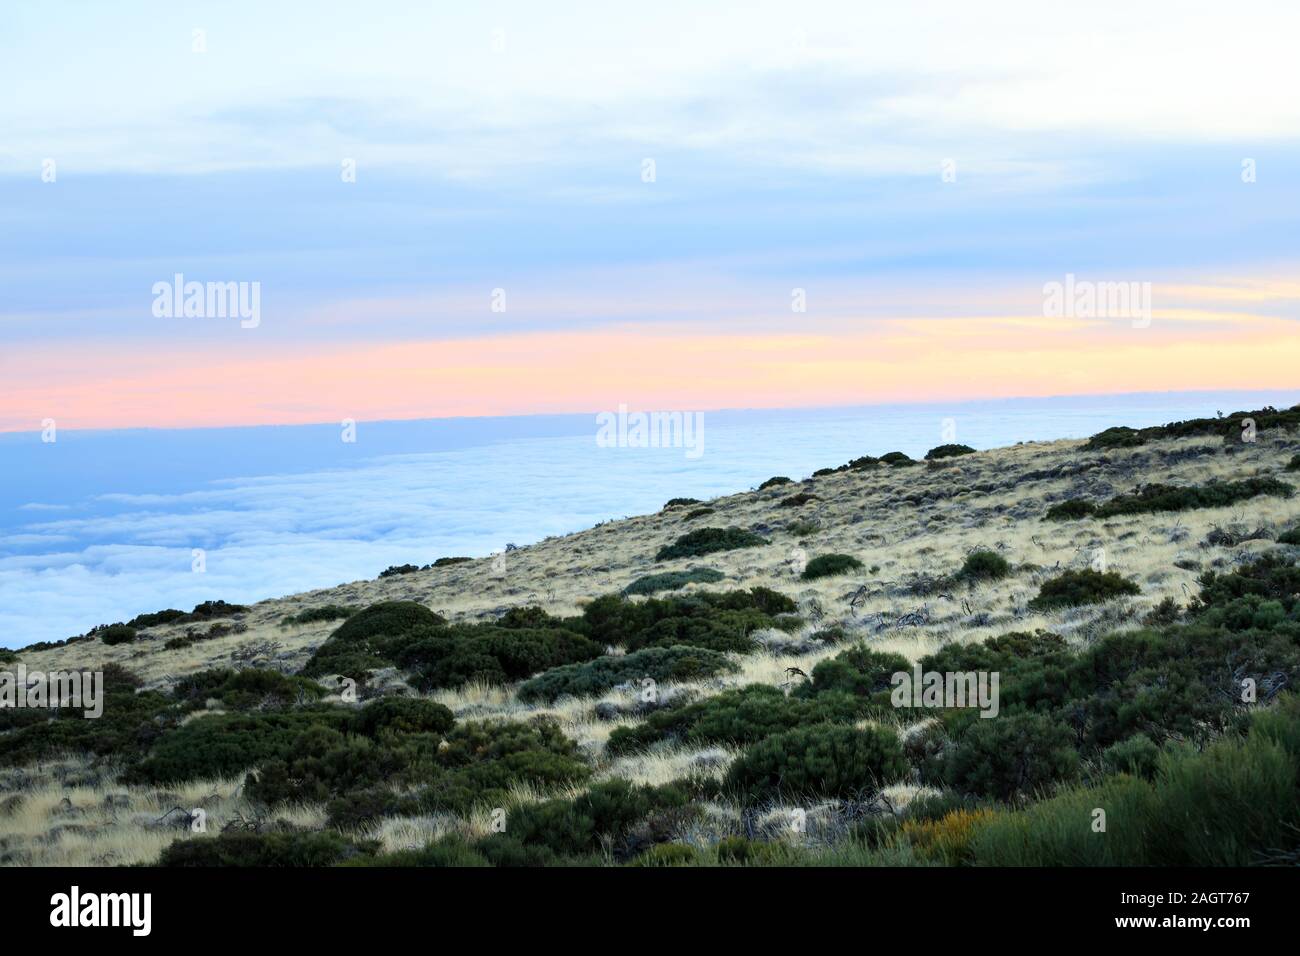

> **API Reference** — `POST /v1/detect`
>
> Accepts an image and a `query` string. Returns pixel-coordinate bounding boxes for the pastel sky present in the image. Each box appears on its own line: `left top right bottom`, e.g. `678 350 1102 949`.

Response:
3 0 1299 431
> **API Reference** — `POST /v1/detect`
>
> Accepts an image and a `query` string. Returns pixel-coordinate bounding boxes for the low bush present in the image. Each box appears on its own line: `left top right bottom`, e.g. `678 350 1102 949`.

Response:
725 722 908 803
330 601 445 643
394 625 603 691
662 497 702 509
1100 734 1162 779
126 609 187 629
759 476 793 490
957 549 1011 582
656 526 768 561
924 444 976 460
932 712 1080 801
607 684 869 754
159 831 367 867
1044 499 1095 521
800 644 910 700
779 492 817 507
1091 478 1292 518
98 624 137 645
623 568 725 596
1028 569 1140 610
516 645 736 703
1279 526 1300 546
172 668 324 711
378 564 421 578
800 553 863 581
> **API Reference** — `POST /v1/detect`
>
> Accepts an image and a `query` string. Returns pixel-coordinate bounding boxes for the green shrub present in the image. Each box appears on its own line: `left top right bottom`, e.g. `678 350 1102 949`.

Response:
378 564 421 578
934 712 1079 801
98 623 137 645
0 648 18 665
663 497 702 509
924 444 976 460
433 556 474 567
395 625 603 691
801 553 863 581
581 588 795 653
493 778 689 860
1044 499 1095 521
957 549 1011 581
880 451 915 465
801 644 910 699
1091 478 1292 517
725 723 907 803
1101 734 1162 779
123 708 353 785
1028 569 1140 610
330 601 445 643
623 568 725 596
517 646 736 703
0 665 172 768
299 601 449 678
349 697 455 737
684 507 715 519
779 492 817 507
126 609 186 629
1279 526 1300 546
158 831 365 867
656 526 768 561
759 476 793 490
608 684 869 754
172 668 324 711
1080 405 1300 451
633 843 700 866
188 600 247 620
1288 454 1300 472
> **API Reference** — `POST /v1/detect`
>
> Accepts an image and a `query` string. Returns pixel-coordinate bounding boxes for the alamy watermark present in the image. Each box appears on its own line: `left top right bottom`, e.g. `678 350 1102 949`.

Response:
152 273 260 328
891 665 999 718
596 404 704 459
1043 273 1151 328
1 665 104 718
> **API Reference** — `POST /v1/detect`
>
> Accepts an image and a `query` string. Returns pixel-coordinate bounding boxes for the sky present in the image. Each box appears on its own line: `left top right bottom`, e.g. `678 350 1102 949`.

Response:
3 0 1300 431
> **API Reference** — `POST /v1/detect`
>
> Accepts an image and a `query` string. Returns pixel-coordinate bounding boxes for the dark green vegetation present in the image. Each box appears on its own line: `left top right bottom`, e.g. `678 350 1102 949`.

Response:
725 723 907 803
1083 403 1300 451
97 624 137 645
1047 477 1292 521
1027 569 1140 610
516 646 736 703
1288 454 1300 472
662 497 702 509
623 568 725 595
924 443 976 460
800 553 864 580
655 526 768 560
301 587 793 691
956 549 1011 582
758 476 792 490
378 557 475 578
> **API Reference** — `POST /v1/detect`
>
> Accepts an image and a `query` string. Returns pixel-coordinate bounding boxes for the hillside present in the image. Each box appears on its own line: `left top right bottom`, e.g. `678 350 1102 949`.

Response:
4 409 1300 867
